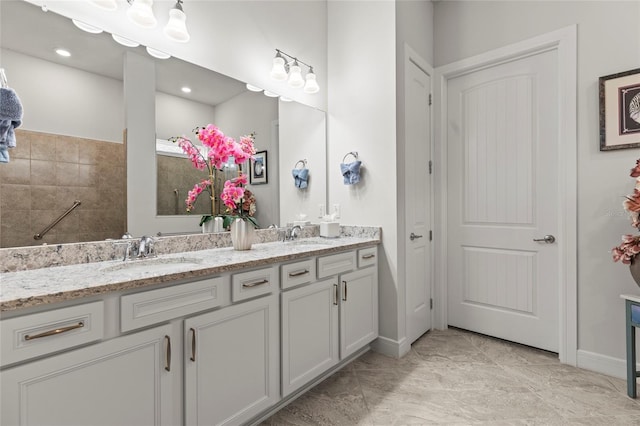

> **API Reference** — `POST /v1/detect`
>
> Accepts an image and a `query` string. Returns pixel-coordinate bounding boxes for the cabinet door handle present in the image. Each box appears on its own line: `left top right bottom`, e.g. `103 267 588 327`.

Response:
342 281 348 302
24 321 84 341
190 328 196 362
288 269 309 277
362 254 375 259
333 283 338 305
242 279 269 288
164 335 172 372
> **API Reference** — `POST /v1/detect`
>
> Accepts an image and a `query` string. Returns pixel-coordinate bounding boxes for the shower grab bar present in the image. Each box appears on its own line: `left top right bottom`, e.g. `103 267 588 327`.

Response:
34 200 81 240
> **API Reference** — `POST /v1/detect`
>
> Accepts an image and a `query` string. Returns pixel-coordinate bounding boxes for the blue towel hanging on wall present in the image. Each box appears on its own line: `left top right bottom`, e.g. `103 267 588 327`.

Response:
292 168 309 189
340 161 362 185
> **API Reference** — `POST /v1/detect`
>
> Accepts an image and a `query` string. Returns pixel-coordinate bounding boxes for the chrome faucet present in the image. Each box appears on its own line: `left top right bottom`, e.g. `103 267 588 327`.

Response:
282 225 302 242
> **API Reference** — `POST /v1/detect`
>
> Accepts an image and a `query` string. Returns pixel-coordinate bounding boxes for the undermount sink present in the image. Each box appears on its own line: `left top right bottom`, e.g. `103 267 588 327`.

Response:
100 256 203 273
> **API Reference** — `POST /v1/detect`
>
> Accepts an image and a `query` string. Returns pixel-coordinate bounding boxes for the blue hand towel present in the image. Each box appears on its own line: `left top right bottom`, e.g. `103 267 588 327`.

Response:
292 168 309 189
0 119 18 148
340 161 362 185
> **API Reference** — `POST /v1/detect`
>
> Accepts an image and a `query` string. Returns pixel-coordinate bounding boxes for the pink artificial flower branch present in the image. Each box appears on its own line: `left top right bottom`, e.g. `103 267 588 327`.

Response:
613 158 640 264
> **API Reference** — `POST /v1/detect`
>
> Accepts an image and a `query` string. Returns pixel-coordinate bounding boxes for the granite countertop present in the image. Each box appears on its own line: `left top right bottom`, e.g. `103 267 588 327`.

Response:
0 234 380 313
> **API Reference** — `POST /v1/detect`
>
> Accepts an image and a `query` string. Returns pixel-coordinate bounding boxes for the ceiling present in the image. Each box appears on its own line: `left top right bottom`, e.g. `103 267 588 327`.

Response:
0 0 246 107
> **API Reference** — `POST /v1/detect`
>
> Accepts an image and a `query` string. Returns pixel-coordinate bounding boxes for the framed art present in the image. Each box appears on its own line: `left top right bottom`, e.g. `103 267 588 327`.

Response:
250 150 268 184
599 68 640 151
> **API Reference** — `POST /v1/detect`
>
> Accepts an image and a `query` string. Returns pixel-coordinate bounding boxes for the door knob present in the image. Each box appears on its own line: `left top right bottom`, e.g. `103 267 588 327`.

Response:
533 235 555 244
410 233 423 241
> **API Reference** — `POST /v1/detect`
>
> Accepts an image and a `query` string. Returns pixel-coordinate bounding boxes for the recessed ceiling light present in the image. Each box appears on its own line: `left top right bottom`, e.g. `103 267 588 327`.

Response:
181 87 192 93
263 90 279 98
146 47 171 59
55 48 71 57
246 84 263 92
72 19 103 34
112 34 140 47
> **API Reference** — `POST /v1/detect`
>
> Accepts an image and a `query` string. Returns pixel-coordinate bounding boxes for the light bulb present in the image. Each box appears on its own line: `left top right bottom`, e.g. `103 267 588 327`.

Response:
127 0 157 29
270 55 288 81
163 2 190 42
288 63 305 89
263 91 280 98
55 48 71 57
90 0 117 11
303 70 320 94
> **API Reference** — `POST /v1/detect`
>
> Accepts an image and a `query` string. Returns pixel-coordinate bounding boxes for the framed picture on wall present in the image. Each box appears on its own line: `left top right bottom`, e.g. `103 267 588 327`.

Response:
250 151 268 184
599 68 640 151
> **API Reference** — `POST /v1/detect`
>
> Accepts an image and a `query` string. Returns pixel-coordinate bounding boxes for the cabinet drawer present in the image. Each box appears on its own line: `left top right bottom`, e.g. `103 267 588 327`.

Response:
317 251 356 279
121 276 224 332
0 301 104 367
358 247 378 268
232 267 277 302
281 259 316 290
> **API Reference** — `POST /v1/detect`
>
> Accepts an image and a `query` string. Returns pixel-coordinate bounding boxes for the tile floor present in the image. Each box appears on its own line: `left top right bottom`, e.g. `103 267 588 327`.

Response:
262 327 640 425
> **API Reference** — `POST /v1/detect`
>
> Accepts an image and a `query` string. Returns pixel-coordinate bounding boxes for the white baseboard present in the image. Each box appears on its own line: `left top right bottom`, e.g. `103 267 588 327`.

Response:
371 335 411 358
576 349 633 380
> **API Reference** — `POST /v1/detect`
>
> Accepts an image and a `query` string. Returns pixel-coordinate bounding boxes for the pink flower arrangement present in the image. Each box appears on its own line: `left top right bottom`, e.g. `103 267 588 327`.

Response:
171 125 257 227
612 159 640 264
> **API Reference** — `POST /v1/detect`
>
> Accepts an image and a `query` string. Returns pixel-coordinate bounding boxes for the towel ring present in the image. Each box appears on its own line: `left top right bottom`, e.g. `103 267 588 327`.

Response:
342 151 358 163
294 159 307 169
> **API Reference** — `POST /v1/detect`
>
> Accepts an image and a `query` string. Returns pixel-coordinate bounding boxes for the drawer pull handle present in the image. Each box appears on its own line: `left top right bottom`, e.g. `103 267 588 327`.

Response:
190 328 196 362
242 279 269 288
165 335 172 372
342 281 348 302
333 284 338 305
362 254 375 259
24 321 84 341
288 269 309 277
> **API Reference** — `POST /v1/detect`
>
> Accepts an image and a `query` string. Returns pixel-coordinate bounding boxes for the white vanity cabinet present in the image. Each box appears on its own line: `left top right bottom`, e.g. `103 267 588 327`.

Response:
281 276 340 396
280 247 378 398
184 292 280 426
1 323 176 426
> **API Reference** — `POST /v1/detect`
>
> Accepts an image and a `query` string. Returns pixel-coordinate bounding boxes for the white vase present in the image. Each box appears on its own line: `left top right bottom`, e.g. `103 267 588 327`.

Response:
230 218 254 250
201 218 215 234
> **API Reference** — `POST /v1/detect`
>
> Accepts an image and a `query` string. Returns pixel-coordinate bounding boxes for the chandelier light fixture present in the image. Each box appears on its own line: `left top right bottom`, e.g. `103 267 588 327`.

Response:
270 49 319 94
88 0 190 43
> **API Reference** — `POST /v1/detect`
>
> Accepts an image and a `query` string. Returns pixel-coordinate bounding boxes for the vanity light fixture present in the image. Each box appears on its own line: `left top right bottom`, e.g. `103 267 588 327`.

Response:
72 19 103 34
269 49 319 94
89 0 190 43
146 47 171 59
163 0 190 43
126 0 157 29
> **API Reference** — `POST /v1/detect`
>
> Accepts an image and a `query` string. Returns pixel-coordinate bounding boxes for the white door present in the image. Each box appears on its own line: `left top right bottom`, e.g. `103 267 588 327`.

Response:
446 48 559 352
405 56 432 344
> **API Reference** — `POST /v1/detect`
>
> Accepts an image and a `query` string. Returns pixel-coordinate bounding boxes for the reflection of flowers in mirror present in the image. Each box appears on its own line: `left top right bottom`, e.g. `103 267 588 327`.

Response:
169 124 256 227
612 159 640 264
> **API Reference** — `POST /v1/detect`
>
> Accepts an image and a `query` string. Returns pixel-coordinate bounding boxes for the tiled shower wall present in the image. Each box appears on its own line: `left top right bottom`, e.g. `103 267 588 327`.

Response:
0 129 126 248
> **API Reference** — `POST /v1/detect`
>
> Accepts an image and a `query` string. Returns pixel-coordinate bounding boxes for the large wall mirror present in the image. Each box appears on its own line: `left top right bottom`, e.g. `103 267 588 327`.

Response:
0 0 326 248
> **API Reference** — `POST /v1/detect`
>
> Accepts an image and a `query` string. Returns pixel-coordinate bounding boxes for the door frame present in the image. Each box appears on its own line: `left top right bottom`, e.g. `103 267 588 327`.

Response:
433 26 577 365
403 44 435 347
